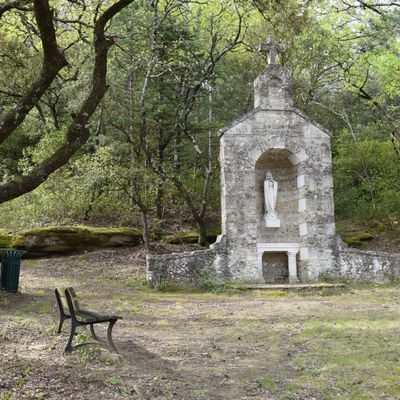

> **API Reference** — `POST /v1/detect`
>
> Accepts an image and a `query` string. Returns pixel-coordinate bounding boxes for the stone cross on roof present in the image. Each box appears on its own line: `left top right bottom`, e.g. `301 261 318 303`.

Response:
258 35 285 65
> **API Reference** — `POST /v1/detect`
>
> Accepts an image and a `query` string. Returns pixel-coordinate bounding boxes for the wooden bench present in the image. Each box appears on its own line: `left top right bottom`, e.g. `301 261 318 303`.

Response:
55 287 121 353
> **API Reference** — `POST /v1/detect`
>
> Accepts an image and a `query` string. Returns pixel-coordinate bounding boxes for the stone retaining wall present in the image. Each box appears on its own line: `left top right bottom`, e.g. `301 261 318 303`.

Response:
335 248 400 281
146 243 400 286
146 248 219 287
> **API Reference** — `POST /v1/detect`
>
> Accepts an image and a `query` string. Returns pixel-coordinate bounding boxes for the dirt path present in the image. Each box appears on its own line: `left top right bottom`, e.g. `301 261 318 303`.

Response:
1 248 400 399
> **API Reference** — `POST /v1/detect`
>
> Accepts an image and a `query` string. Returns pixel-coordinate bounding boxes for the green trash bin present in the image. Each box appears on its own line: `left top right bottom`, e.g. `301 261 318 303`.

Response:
1 250 25 293
0 255 7 290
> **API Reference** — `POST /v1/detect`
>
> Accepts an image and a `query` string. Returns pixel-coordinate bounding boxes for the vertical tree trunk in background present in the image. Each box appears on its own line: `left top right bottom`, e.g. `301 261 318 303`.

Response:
197 220 207 247
142 209 150 249
155 178 164 219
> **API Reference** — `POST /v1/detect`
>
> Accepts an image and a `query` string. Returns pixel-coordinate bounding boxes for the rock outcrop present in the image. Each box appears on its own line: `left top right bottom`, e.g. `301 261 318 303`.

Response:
0 226 142 256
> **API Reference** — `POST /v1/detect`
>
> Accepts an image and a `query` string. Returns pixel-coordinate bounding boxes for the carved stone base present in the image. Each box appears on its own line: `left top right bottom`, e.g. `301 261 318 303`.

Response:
264 213 280 228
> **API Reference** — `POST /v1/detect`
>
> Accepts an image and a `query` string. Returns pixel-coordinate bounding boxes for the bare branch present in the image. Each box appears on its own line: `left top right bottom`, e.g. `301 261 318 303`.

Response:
0 88 22 98
54 17 94 29
0 0 31 20
342 0 400 14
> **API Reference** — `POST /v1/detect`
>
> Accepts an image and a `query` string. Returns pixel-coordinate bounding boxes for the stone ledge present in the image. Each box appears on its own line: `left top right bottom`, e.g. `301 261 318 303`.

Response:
234 283 346 291
339 248 400 258
147 248 215 261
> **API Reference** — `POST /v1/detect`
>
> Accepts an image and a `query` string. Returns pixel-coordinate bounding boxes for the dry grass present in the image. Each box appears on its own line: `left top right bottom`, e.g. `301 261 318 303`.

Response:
1 248 400 399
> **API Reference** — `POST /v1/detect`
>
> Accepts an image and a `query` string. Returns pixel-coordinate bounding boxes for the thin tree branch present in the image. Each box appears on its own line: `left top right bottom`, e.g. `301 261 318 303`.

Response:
0 0 31 20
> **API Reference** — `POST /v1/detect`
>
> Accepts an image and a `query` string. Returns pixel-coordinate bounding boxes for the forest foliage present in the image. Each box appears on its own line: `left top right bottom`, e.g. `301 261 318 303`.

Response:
0 0 399 244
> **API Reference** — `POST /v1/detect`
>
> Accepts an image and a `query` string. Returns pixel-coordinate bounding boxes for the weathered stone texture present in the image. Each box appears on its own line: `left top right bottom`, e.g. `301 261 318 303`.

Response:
219 105 337 282
146 249 217 287
335 248 400 281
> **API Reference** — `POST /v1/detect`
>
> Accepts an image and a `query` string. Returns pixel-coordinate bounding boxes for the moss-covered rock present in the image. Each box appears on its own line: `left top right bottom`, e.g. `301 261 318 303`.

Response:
342 232 375 247
369 221 386 233
2 226 142 256
164 231 199 244
0 229 14 249
164 229 221 245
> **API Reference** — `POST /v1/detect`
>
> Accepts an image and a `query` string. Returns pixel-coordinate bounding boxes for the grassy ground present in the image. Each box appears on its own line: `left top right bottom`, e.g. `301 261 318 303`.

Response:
1 248 400 399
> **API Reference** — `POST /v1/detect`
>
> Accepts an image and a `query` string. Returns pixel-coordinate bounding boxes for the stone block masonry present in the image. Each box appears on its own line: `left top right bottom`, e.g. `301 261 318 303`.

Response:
147 239 400 286
335 248 400 281
146 240 229 287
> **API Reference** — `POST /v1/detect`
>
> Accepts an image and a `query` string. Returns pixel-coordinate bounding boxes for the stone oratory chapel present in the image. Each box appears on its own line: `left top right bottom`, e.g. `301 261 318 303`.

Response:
147 36 400 286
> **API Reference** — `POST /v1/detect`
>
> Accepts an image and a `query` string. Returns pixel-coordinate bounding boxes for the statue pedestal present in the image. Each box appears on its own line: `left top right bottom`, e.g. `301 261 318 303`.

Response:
264 213 280 228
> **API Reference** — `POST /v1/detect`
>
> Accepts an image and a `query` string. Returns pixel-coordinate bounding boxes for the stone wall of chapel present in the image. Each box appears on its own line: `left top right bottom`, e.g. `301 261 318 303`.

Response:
220 109 337 281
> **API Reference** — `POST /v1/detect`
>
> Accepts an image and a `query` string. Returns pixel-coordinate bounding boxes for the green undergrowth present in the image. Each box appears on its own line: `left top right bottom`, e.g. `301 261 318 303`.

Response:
151 281 232 295
163 231 199 244
0 229 13 248
259 374 277 390
145 266 234 294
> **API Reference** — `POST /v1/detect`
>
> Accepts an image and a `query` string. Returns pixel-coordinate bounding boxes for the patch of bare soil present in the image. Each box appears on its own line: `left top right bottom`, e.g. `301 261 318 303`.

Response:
1 247 400 399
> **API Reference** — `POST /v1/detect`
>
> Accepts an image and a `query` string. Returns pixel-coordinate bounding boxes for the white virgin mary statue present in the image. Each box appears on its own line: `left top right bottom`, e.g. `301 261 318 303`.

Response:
264 171 280 227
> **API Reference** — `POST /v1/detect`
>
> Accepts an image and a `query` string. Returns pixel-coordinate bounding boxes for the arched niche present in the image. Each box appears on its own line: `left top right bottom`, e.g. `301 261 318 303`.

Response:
255 148 300 242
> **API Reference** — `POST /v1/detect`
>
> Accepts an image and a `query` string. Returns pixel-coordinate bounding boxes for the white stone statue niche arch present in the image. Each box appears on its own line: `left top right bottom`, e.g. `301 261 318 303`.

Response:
254 148 304 283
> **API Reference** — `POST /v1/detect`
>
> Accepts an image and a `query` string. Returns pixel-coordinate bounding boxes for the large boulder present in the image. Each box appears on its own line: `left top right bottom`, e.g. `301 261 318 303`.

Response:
0 226 142 256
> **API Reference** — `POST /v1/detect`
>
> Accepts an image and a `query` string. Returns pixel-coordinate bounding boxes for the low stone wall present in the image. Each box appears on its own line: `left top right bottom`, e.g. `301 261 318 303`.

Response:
146 248 218 287
335 248 400 281
146 238 400 286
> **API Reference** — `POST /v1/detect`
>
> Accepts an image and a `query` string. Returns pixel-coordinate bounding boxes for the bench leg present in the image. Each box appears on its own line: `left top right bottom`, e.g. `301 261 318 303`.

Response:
57 317 64 334
65 324 76 353
89 324 99 341
107 320 118 353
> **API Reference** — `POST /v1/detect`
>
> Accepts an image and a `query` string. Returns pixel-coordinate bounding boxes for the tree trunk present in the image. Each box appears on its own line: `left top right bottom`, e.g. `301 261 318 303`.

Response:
197 220 207 247
155 133 165 219
142 210 150 250
155 182 164 219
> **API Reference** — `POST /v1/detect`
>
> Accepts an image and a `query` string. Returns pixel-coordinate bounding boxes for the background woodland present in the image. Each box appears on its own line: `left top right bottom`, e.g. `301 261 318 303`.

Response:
1 0 399 245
